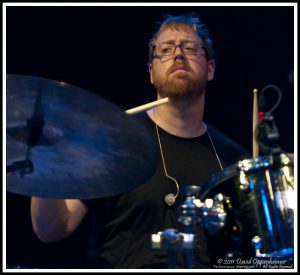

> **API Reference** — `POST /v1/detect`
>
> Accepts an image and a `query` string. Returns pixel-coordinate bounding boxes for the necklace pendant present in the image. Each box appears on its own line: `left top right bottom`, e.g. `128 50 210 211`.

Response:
164 193 176 206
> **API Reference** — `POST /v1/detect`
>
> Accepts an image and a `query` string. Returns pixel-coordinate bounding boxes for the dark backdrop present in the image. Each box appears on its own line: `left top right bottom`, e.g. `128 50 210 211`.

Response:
5 5 295 268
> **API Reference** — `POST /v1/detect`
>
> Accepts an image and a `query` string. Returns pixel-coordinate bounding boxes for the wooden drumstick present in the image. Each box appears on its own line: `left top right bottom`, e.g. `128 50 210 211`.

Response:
252 89 259 158
125 97 169 115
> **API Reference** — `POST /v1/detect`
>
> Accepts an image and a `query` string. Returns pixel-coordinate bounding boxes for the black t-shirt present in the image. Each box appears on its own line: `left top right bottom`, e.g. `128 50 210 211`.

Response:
83 113 249 269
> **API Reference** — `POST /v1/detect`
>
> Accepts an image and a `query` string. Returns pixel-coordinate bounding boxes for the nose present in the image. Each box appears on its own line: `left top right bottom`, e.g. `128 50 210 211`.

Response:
173 45 186 60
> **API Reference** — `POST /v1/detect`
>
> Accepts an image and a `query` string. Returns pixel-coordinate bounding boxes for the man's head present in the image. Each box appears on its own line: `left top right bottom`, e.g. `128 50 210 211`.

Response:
148 15 215 65
148 15 215 101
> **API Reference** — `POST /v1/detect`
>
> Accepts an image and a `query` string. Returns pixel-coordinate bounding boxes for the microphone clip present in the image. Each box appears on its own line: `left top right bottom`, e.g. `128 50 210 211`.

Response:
256 113 282 155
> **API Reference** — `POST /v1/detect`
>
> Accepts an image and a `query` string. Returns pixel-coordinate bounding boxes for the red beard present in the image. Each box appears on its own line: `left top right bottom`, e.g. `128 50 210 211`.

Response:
154 73 205 100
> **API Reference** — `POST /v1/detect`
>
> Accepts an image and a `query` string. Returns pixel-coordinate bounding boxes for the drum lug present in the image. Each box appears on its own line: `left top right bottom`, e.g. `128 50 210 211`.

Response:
177 186 202 231
239 171 252 192
200 193 229 234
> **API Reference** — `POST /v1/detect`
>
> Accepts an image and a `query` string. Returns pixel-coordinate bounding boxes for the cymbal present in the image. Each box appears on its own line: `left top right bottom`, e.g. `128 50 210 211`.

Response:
6 74 159 199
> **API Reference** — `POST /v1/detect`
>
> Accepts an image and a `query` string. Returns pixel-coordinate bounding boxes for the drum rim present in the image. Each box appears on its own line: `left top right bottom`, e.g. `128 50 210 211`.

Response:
199 153 293 200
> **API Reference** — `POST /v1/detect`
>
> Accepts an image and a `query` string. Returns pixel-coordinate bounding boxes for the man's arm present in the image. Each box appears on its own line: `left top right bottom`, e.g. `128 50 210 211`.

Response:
30 197 88 243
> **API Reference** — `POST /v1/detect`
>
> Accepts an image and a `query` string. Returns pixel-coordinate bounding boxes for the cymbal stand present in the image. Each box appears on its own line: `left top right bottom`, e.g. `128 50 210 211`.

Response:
151 229 196 269
6 160 33 176
177 186 202 268
152 229 181 268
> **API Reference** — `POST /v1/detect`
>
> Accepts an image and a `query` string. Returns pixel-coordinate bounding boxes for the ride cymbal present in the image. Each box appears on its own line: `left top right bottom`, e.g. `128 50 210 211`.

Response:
6 74 159 199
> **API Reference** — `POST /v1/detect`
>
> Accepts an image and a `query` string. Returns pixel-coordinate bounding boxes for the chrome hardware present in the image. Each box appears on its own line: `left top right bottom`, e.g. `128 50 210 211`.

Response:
200 193 229 234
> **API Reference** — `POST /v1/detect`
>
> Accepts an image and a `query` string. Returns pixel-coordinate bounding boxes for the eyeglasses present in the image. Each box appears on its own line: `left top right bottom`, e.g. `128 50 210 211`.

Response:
153 41 206 62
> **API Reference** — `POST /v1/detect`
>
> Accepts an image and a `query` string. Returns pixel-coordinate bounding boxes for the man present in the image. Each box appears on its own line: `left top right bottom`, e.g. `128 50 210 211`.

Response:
31 14 249 269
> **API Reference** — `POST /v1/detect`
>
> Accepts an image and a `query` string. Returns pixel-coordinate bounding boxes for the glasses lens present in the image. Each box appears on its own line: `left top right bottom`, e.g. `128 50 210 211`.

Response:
154 42 204 61
183 42 202 55
156 44 175 56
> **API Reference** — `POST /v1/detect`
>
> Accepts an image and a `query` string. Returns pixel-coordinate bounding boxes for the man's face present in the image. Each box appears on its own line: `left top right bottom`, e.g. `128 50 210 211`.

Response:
149 28 215 100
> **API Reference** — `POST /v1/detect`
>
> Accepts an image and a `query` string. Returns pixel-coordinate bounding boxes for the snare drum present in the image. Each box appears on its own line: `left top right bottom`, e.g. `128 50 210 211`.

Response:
199 153 294 263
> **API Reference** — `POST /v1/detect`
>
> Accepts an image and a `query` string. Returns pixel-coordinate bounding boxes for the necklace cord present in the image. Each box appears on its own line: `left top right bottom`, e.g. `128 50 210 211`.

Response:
155 123 180 199
153 109 224 205
206 129 224 171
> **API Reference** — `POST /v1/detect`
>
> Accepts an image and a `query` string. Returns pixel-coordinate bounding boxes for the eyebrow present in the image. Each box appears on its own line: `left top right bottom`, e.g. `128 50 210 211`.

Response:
157 39 198 44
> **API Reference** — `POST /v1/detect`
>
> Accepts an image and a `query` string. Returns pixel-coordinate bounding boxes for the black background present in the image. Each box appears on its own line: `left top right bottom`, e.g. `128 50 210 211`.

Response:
5 5 295 268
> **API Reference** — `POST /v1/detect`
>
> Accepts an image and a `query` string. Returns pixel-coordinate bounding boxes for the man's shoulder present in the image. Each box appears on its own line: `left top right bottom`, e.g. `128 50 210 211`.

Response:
207 125 243 148
207 124 250 164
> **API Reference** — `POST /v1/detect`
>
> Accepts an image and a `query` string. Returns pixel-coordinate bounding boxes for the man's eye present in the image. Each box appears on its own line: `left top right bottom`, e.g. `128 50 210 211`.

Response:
185 45 198 51
161 47 173 53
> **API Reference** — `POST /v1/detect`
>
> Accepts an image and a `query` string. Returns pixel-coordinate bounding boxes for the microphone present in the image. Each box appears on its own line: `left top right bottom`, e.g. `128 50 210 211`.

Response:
256 84 283 155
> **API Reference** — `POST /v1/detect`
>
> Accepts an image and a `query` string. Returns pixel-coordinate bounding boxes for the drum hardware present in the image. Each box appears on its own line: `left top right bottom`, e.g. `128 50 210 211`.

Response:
256 84 283 155
152 128 294 265
151 229 195 269
256 113 281 155
6 159 33 176
151 229 182 269
252 88 294 257
200 193 230 235
177 186 202 233
153 152 294 266
177 186 201 268
152 186 237 268
151 186 201 268
199 153 294 260
238 171 253 192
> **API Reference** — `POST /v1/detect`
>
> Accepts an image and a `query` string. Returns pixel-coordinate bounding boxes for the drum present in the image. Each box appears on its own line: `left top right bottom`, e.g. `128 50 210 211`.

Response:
199 153 294 263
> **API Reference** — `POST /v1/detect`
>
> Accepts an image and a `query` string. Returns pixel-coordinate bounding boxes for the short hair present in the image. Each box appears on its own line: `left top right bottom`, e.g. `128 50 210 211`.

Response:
148 14 215 65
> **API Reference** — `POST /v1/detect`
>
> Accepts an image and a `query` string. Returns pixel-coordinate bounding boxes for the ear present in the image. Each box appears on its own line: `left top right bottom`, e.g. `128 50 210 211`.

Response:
149 63 154 84
207 60 215 81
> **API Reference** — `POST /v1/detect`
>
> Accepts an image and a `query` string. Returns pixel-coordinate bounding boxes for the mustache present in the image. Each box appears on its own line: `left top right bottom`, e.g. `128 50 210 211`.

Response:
168 61 190 74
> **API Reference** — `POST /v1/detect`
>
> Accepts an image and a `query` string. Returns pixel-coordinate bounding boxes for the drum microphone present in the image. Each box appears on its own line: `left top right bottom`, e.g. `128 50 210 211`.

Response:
258 84 282 116
256 84 283 154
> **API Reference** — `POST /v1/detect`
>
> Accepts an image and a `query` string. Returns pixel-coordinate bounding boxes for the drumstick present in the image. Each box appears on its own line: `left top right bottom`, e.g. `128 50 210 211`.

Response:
125 97 170 115
252 89 259 158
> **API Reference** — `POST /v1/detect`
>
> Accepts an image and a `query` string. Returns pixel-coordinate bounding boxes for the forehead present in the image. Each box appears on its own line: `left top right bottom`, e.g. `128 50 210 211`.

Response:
155 28 202 44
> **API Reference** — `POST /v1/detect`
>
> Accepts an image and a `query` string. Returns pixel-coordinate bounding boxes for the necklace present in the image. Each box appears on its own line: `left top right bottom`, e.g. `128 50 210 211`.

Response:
154 122 224 207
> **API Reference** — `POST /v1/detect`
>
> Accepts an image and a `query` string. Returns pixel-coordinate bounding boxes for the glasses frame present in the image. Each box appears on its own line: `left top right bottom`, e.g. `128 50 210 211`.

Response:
152 41 206 61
